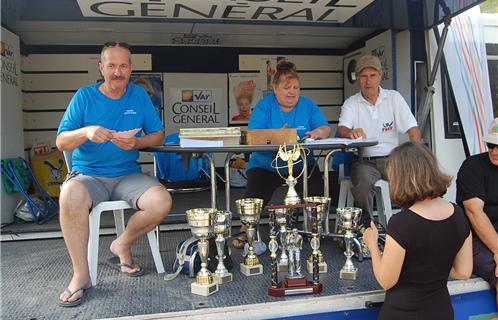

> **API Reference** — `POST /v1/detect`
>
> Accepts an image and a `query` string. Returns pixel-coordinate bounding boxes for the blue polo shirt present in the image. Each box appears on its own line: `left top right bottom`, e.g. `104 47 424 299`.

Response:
247 94 329 174
57 83 163 177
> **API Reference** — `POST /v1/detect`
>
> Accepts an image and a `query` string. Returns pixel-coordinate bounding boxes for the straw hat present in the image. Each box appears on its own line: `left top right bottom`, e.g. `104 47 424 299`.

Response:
483 118 498 145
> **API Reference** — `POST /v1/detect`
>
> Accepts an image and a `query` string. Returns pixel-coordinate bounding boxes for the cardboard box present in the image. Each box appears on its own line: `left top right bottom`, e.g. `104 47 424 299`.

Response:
243 128 298 145
179 127 241 146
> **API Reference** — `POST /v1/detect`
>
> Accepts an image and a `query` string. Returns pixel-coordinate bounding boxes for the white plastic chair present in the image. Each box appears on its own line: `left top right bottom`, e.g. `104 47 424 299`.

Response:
335 163 393 232
63 151 165 286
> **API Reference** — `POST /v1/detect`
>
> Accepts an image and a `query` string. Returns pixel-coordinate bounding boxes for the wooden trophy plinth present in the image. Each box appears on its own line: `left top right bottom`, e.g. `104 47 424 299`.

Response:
213 273 233 284
191 282 219 296
240 263 263 276
268 276 323 297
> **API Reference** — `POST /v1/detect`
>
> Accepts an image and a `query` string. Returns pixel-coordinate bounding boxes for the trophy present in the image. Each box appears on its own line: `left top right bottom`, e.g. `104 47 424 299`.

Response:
236 198 264 276
213 210 233 284
274 144 305 205
186 208 219 296
268 227 323 297
336 207 362 280
303 197 331 273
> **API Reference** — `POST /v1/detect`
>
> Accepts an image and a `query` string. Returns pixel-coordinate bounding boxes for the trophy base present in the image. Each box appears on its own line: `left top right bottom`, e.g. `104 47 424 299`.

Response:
339 269 357 280
268 276 323 297
213 273 233 284
191 282 219 296
240 263 263 276
277 263 288 273
307 260 327 274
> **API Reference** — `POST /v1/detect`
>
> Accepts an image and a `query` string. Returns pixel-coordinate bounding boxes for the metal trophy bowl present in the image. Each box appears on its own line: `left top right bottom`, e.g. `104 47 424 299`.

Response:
213 210 233 284
236 198 264 276
186 208 219 296
304 196 331 273
274 144 305 205
336 207 362 280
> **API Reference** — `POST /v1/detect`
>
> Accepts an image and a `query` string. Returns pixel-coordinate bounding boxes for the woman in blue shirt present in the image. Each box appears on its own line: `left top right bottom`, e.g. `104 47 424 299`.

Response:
233 60 332 248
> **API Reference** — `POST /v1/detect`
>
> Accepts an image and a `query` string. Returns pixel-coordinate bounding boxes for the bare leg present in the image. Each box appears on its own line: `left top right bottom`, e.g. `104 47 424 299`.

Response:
110 186 171 273
59 180 92 303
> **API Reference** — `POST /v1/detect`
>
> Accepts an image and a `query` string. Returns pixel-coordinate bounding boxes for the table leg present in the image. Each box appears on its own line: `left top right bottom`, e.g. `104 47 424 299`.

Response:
224 152 234 212
203 154 217 209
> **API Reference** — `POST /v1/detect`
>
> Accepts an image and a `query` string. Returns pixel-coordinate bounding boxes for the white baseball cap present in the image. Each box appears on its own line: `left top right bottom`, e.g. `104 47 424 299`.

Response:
483 118 498 145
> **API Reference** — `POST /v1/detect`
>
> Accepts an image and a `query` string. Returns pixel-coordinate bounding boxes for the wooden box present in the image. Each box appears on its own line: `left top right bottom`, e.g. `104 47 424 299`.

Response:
242 128 298 145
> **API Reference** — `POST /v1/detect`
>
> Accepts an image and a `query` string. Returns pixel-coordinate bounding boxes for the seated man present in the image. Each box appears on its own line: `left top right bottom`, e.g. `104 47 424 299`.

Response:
56 41 172 307
337 54 420 225
457 118 498 307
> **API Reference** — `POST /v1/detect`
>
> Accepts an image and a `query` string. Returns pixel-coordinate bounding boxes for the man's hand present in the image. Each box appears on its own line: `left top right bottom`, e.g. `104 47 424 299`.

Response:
85 126 114 143
349 128 366 139
362 221 379 250
111 136 137 150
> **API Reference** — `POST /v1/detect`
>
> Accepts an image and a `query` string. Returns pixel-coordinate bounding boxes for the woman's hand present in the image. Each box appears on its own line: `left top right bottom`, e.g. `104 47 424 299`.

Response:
362 221 379 250
305 125 332 139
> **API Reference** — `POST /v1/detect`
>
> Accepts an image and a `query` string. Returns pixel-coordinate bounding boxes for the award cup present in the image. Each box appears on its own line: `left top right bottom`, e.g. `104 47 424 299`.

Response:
336 207 362 280
236 198 264 276
213 210 233 284
186 208 219 296
304 197 330 273
275 144 305 205
272 207 291 272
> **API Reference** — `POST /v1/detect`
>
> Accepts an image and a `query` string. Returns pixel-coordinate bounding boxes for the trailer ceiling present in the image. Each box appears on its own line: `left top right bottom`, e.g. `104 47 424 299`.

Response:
1 0 483 49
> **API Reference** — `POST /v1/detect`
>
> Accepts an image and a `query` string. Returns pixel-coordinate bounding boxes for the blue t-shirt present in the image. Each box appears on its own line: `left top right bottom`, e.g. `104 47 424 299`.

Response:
57 83 164 177
247 94 329 174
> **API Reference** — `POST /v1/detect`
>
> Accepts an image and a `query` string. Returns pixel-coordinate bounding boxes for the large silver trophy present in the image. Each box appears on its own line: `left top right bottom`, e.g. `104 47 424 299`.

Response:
275 144 305 205
336 207 362 280
236 198 264 276
304 196 331 273
186 208 219 296
271 207 291 272
213 210 233 284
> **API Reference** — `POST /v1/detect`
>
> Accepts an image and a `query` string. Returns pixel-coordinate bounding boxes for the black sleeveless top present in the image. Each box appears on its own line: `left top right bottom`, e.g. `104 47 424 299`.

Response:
379 203 470 320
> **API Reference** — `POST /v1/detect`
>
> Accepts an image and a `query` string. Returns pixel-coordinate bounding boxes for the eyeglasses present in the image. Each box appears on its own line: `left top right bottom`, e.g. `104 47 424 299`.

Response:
102 41 130 49
487 143 498 150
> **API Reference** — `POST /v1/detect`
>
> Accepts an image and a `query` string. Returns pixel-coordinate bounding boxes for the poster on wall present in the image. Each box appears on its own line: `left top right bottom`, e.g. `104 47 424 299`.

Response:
131 73 164 123
257 56 287 97
163 73 227 135
228 73 261 124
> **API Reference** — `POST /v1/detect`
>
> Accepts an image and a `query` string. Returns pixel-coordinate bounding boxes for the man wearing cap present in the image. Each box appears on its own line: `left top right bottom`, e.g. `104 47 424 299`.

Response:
337 54 421 225
457 118 498 307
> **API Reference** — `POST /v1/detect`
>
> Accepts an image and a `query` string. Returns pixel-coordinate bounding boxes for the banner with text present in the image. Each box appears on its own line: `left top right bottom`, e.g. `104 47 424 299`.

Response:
163 73 227 135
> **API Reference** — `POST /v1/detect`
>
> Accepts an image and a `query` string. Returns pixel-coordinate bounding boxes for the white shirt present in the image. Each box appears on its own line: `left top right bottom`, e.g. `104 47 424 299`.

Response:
338 87 418 157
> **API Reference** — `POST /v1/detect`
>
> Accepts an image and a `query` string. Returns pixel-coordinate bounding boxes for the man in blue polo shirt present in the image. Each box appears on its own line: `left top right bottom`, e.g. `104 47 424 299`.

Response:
56 42 171 307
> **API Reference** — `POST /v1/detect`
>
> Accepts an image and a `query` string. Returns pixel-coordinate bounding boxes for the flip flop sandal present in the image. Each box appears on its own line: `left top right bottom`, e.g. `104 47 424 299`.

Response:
107 256 145 277
58 287 88 307
232 236 248 249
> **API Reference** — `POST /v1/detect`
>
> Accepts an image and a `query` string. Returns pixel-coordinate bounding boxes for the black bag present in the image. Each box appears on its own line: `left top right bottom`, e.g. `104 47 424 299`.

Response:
164 237 233 280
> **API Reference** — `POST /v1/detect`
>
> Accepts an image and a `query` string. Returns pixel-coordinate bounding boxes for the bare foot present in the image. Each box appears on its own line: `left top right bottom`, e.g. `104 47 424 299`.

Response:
109 239 140 274
59 276 91 304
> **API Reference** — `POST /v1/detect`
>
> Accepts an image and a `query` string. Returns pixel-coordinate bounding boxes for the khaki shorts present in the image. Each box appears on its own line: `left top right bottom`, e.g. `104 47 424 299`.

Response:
62 172 162 210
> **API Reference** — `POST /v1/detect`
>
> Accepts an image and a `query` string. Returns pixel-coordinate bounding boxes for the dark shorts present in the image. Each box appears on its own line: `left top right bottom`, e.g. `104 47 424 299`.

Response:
62 172 162 210
473 236 498 288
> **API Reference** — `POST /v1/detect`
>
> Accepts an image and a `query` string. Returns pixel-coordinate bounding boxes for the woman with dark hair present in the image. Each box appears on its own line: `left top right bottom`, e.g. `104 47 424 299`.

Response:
363 142 472 319
232 60 331 248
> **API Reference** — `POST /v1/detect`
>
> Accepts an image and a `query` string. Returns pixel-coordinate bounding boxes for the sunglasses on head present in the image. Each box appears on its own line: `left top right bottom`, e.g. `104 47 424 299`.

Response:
103 41 130 49
486 143 498 150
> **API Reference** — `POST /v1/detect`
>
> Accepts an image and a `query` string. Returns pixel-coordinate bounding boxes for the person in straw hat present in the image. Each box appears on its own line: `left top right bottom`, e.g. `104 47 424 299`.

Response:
457 117 498 307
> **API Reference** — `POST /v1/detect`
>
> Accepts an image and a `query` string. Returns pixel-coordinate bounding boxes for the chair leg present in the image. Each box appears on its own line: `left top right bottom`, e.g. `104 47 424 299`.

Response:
146 230 165 273
374 180 392 228
113 209 125 236
88 209 102 287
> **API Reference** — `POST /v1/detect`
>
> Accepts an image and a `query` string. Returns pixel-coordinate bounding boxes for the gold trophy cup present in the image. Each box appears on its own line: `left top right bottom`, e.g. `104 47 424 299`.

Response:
236 198 264 276
275 144 305 205
336 207 362 280
213 210 233 284
186 208 219 296
304 196 331 273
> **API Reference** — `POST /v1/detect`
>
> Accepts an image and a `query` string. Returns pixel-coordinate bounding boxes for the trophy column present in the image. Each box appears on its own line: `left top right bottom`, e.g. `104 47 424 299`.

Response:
337 207 362 280
236 198 264 276
186 208 219 296
213 210 233 284
304 197 330 274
